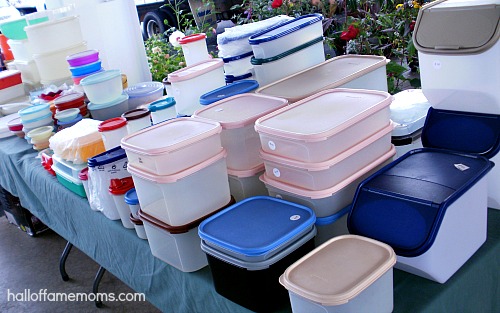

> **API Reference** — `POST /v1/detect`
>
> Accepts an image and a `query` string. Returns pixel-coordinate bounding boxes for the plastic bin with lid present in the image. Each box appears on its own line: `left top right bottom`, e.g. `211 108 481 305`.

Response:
193 93 288 171
121 108 151 134
255 55 388 103
98 117 128 151
121 117 222 175
51 154 87 182
80 69 123 105
124 81 164 110
228 165 267 202
255 88 393 163
413 0 500 114
222 51 254 77
127 149 231 226
19 102 51 122
280 235 396 313
198 196 317 312
178 33 210 66
109 177 135 229
52 161 87 198
148 97 176 125
198 80 259 106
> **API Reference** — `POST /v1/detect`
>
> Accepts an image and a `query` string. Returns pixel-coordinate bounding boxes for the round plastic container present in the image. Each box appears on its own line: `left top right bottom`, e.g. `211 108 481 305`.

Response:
124 81 164 110
18 102 50 121
56 114 82 131
222 51 254 76
27 125 54 142
33 41 88 82
80 69 123 105
148 97 176 124
21 112 54 130
88 93 129 121
124 188 141 218
178 33 210 66
98 117 128 151
54 108 80 123
69 59 102 77
78 167 90 198
53 92 85 110
71 68 104 85
130 213 148 239
121 108 151 135
109 177 135 229
66 49 99 67
7 116 23 132
0 17 28 40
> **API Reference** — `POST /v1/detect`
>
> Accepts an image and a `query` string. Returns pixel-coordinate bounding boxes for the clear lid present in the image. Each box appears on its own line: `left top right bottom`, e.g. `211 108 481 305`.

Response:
80 69 121 86
125 81 164 98
390 89 431 137
18 103 50 116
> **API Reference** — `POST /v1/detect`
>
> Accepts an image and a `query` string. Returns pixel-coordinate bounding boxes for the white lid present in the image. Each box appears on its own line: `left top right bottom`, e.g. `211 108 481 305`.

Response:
279 235 396 306
390 89 431 137
193 93 288 129
255 88 392 142
120 117 221 156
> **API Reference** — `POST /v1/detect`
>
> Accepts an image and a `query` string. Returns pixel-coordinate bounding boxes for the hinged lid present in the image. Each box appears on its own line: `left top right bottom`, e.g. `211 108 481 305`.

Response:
279 235 396 306
148 97 176 112
98 117 127 132
194 93 288 129
250 36 324 65
199 80 259 105
108 177 134 195
167 59 223 83
125 81 164 98
390 89 431 137
124 188 139 205
413 0 500 54
87 146 127 168
121 108 150 121
178 33 206 44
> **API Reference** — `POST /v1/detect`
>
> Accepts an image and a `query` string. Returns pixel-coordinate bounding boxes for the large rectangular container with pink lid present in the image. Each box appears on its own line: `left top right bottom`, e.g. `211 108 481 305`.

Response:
255 55 388 103
120 117 223 175
255 88 393 163
193 93 288 171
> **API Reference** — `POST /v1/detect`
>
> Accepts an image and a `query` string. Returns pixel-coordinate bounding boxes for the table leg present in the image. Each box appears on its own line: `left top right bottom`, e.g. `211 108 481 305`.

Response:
93 266 107 308
59 241 73 281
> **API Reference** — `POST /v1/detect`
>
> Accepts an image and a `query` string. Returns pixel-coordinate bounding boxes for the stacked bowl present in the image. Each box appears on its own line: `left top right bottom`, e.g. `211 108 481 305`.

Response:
27 125 55 150
53 92 87 130
66 50 103 86
18 103 54 147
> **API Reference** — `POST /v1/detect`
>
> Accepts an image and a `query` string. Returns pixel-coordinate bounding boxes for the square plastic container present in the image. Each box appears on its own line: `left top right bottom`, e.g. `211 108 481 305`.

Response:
193 93 288 171
280 235 396 313
52 154 88 181
256 55 388 103
248 14 324 59
52 162 87 198
255 88 393 163
127 150 231 226
121 117 222 175
227 165 267 202
314 206 350 247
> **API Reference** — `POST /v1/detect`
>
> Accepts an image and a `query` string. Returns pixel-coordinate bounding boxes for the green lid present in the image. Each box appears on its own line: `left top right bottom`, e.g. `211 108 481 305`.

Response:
251 36 324 65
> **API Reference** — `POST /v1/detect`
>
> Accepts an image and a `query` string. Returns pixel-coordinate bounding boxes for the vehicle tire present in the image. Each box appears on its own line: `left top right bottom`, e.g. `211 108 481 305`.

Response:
142 10 173 39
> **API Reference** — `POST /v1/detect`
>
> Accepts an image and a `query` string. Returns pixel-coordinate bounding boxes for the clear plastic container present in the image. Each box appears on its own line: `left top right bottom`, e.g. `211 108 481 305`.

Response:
148 97 177 124
222 51 254 77
98 117 128 151
121 108 151 135
80 69 123 105
178 33 210 66
25 16 84 54
88 93 129 121
124 81 164 110
227 165 267 202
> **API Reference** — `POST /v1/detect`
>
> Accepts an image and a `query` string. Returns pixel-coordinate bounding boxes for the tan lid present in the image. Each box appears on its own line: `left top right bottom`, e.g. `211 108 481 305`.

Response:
279 235 396 306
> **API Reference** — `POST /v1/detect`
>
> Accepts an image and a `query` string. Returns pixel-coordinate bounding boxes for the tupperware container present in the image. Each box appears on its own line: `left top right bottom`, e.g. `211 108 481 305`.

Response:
130 213 147 240
121 117 223 175
124 81 164 110
54 108 80 123
80 69 123 105
0 17 28 40
222 51 254 77
6 59 40 84
88 93 129 121
193 93 288 171
199 80 259 106
198 196 317 312
72 68 104 85
251 36 325 87
124 188 141 218
69 59 102 77
52 154 88 181
66 49 99 67
167 58 225 116
280 235 397 313
52 159 87 198
98 117 128 151
109 177 135 229
7 116 24 138
78 167 89 198
53 92 85 111
0 84 26 104
6 39 33 62
178 33 210 66
314 206 350 246
256 55 388 103
18 102 50 121
56 114 83 131
121 108 151 134
27 126 54 143
227 165 267 202
148 97 176 124
0 70 22 89
33 41 88 82
255 88 393 163
21 112 54 131
127 150 231 226
40 148 56 176
248 14 324 59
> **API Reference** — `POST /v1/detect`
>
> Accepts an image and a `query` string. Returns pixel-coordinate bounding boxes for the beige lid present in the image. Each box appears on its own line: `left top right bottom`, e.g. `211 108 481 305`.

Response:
255 55 387 102
279 235 396 306
413 0 500 54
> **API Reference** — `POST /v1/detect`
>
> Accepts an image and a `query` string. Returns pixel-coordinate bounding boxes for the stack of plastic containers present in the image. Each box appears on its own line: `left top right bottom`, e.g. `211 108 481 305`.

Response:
18 103 54 145
51 154 87 197
193 93 288 201
5 37 40 85
0 70 25 104
66 49 102 86
27 126 55 151
53 92 87 130
124 81 164 110
255 88 396 244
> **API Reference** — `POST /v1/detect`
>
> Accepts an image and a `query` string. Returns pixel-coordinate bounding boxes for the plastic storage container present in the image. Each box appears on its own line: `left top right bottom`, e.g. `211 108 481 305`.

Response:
255 88 393 163
256 55 388 103
413 0 500 114
199 80 259 106
121 108 151 134
227 165 267 202
130 213 147 240
280 235 397 313
32 41 88 82
53 92 85 111
148 97 177 124
52 160 87 198
18 102 50 121
121 117 223 175
7 60 41 84
124 188 141 217
6 39 33 62
24 16 84 54
55 108 80 123
0 70 22 89
0 84 26 105
69 59 102 76
88 93 129 121
178 33 210 66
78 167 89 198
80 70 123 105
66 49 99 67
98 117 128 151
314 206 350 246
127 150 231 226
0 17 28 40
124 81 164 110
109 177 135 229
198 196 317 312
222 51 254 77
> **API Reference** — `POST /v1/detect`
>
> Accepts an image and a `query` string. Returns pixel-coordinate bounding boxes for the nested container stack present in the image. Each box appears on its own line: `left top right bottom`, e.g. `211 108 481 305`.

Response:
0 70 25 105
66 49 103 86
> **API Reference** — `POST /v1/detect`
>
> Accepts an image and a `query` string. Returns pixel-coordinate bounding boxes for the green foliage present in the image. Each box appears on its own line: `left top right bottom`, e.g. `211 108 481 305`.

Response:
144 34 186 82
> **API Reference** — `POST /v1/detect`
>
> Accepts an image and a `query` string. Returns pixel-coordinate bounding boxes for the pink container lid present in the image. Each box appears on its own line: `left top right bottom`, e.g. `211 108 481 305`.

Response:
192 93 288 130
98 117 127 132
109 177 134 195
78 167 89 181
167 59 223 83
178 33 206 45
227 163 265 178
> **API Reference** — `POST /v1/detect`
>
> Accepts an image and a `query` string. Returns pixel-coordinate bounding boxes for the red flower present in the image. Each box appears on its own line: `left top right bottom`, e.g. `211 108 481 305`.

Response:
409 21 416 31
340 25 360 41
271 0 283 8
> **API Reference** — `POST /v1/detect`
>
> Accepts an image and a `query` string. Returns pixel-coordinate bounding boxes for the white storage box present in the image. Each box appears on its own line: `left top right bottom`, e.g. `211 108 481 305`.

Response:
7 60 40 84
0 83 26 105
256 55 388 103
127 150 231 226
192 93 288 171
167 59 225 116
33 41 87 82
248 13 324 59
413 0 500 114
260 145 395 217
228 165 267 202
255 88 393 163
222 51 254 77
251 36 325 87
121 117 223 175
314 206 350 246
279 235 396 313
109 177 135 229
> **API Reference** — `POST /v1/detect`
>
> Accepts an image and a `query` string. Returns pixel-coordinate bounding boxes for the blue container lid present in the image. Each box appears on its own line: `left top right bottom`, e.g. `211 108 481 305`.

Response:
348 148 494 257
18 103 50 117
57 114 82 126
148 97 176 112
198 196 316 258
125 82 164 98
21 111 52 124
87 93 129 110
88 146 127 168
222 51 254 63
124 188 139 205
421 107 500 159
80 69 121 86
315 205 351 226
199 80 259 105
69 59 102 76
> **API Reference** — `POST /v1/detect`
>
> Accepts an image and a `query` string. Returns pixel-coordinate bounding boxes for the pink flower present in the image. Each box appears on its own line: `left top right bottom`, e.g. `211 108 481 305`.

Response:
340 25 360 41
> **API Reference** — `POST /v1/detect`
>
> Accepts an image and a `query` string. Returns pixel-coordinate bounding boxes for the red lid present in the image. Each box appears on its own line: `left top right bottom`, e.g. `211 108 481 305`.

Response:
78 167 89 180
7 116 23 131
98 117 127 132
108 177 134 195
178 33 206 45
54 92 86 109
121 108 150 121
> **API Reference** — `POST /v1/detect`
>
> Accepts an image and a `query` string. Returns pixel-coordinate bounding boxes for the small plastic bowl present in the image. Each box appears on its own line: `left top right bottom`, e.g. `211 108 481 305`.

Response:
66 49 99 67
27 126 54 142
80 70 123 104
7 116 23 132
55 108 80 122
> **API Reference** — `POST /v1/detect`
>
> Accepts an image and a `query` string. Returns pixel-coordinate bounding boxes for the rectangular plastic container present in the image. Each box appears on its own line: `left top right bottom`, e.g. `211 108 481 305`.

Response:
52 154 88 181
52 161 87 198
255 55 388 103
127 150 231 226
0 70 22 89
193 93 288 171
121 117 223 175
260 122 394 191
255 88 392 163
227 165 267 202
280 235 396 313
0 84 25 105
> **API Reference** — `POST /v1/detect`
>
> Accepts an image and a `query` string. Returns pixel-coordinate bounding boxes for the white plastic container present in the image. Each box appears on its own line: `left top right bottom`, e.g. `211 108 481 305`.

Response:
124 188 141 218
88 93 129 121
22 113 54 131
98 117 128 151
222 51 254 77
7 39 33 61
121 108 151 135
7 60 40 84
178 33 210 66
148 97 177 124
248 14 324 59
80 69 123 105
167 59 225 116
127 150 231 226
130 213 147 240
124 81 164 110
0 84 26 104
32 41 87 82
228 165 267 202
193 93 288 171
121 117 223 175
279 235 396 313
52 154 88 181
256 55 388 103
251 36 325 87
255 88 393 163
109 177 135 229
